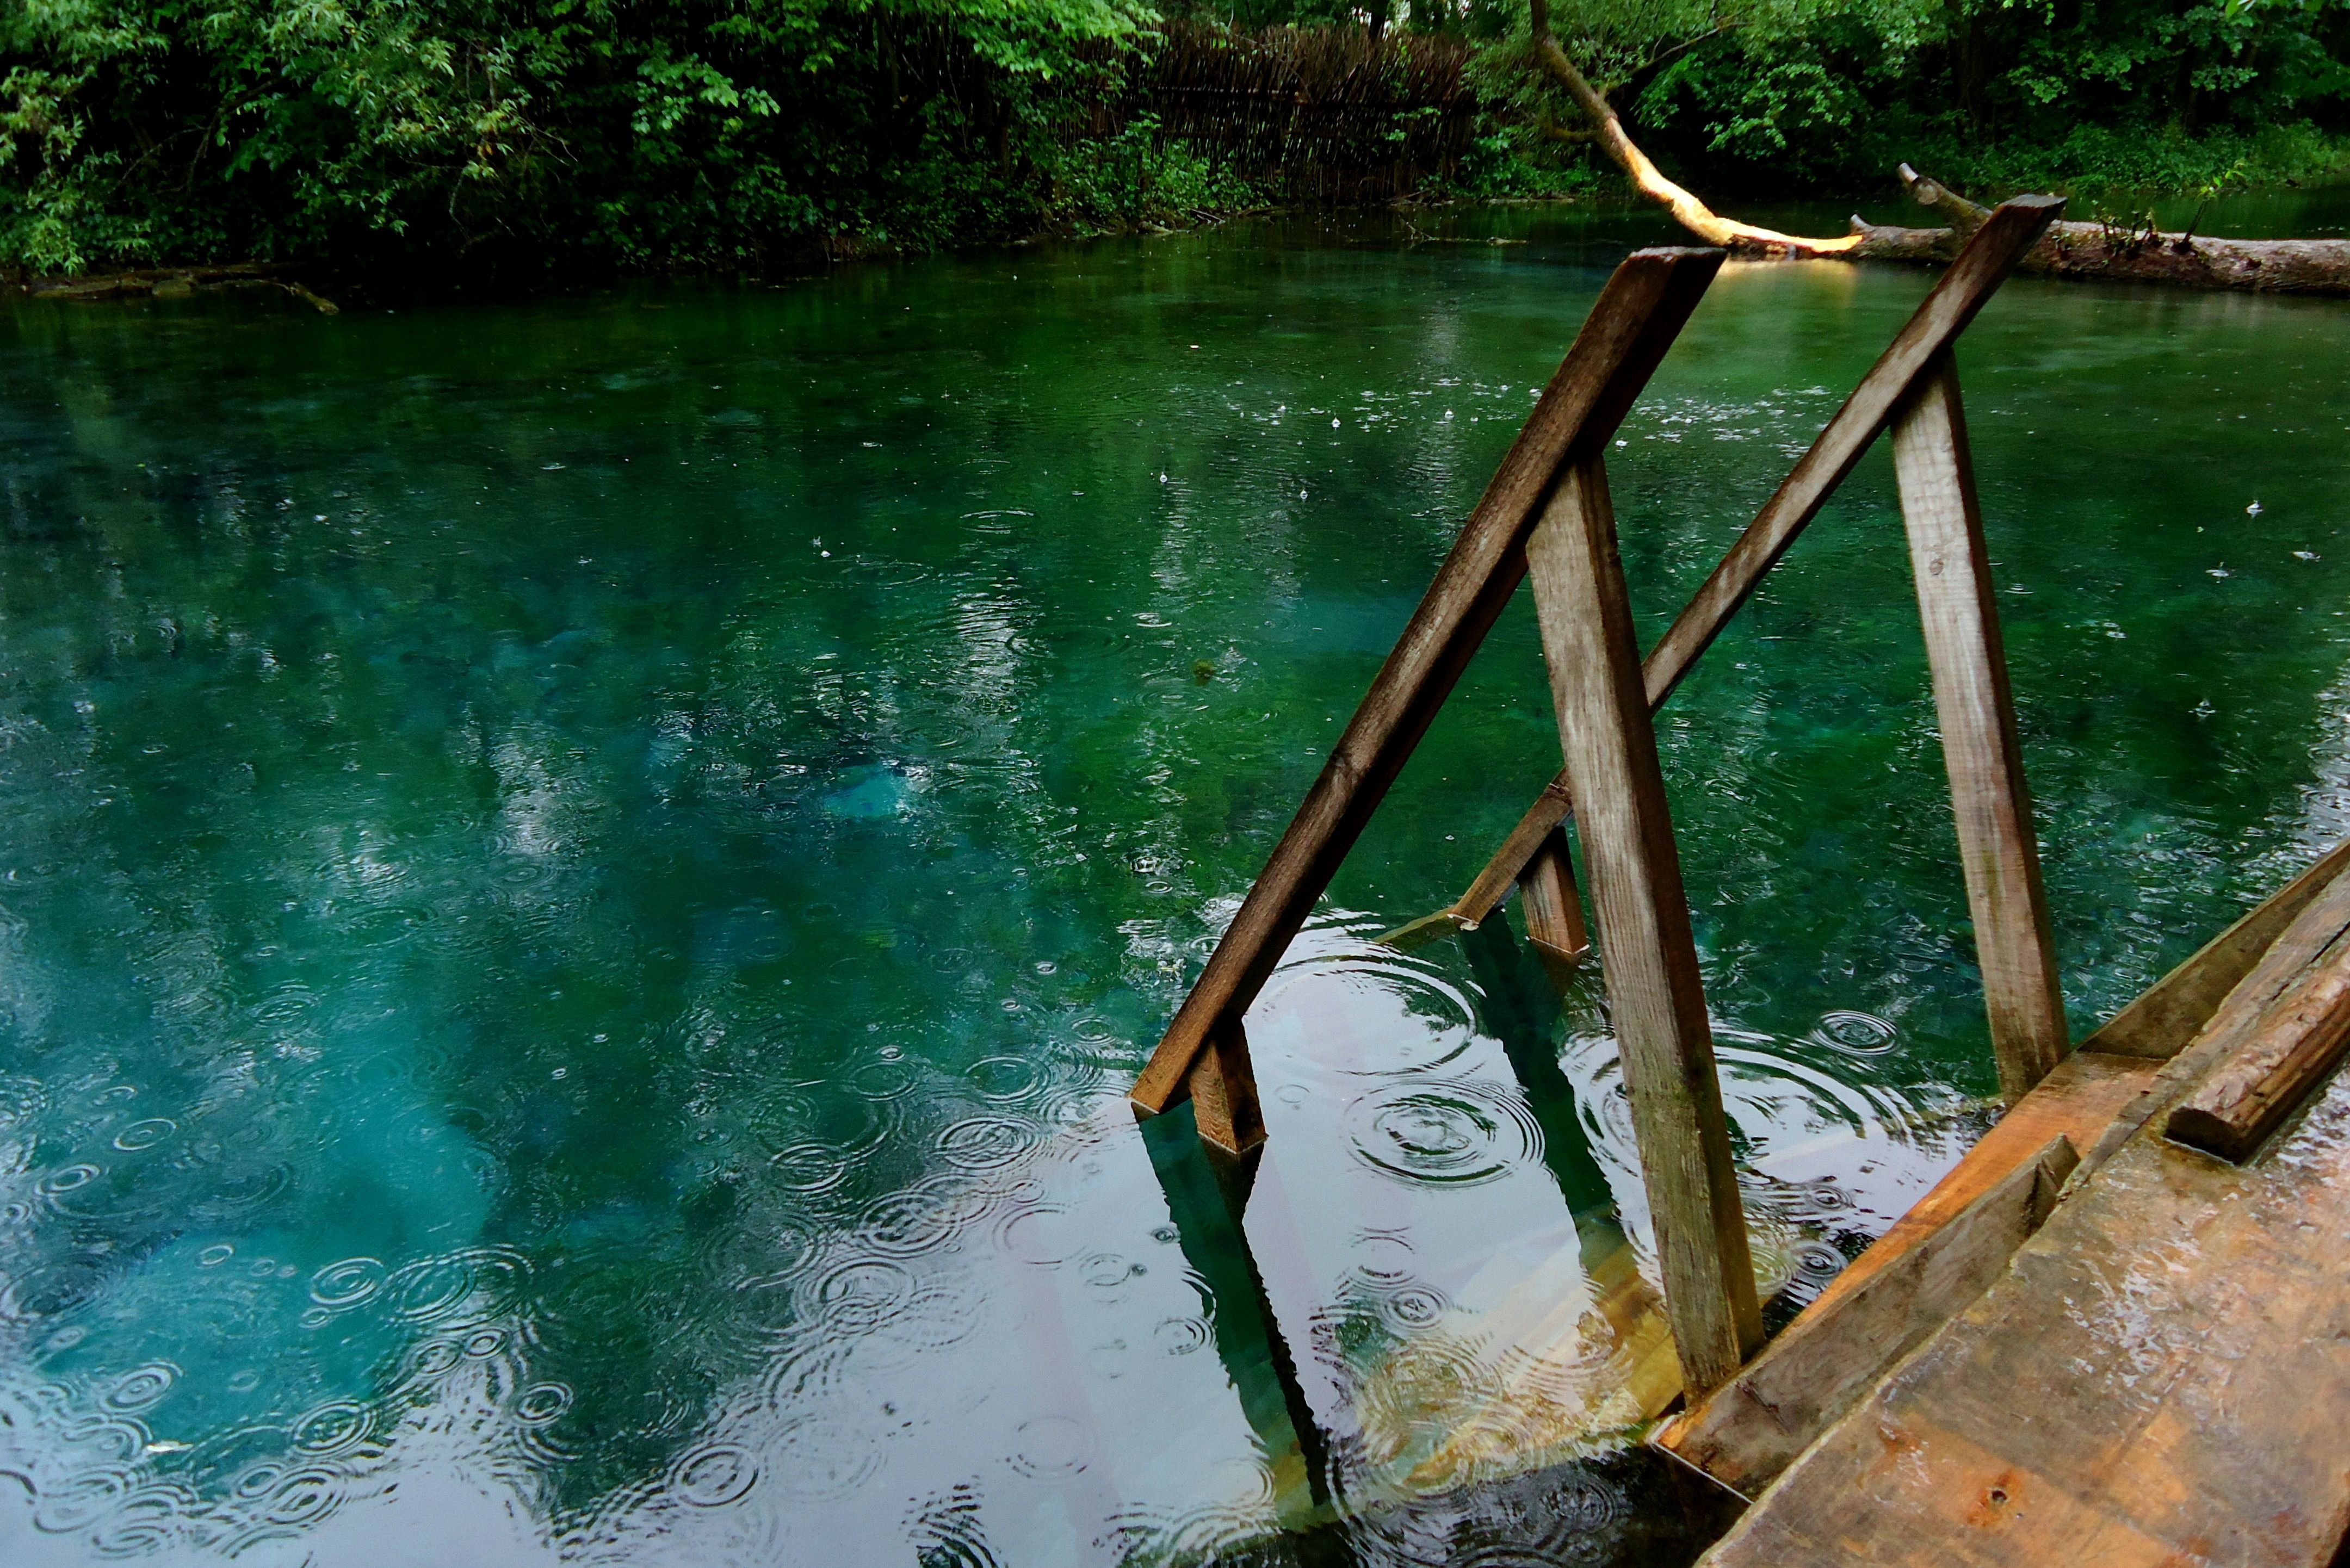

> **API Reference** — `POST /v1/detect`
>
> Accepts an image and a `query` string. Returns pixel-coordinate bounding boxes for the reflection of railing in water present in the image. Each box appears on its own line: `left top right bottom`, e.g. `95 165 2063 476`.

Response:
1135 912 1689 1524
1129 196 2071 1399
1137 1105 1334 1524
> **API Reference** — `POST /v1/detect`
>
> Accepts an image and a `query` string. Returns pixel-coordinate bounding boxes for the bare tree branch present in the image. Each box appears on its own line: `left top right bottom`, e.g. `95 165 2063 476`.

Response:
1525 0 1860 255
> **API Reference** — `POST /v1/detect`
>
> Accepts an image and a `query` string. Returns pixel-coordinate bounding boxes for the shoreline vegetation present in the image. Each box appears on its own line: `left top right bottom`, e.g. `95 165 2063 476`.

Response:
3 0 2346 301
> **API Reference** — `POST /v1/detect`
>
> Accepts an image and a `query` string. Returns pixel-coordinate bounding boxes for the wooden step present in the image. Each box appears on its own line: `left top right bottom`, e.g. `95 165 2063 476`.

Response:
1696 1052 2350 1566
1653 1049 2161 1495
1657 839 2350 1499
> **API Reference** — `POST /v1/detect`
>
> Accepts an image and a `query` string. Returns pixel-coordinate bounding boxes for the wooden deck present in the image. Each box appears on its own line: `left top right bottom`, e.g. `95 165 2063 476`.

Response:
1654 1047 2161 1496
1675 841 2350 1566
1695 1052 2350 1566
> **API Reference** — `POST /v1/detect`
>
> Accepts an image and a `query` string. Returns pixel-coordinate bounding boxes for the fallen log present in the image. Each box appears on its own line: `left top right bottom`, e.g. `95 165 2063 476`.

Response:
1848 165 2350 296
1522 3 2350 295
14 264 339 314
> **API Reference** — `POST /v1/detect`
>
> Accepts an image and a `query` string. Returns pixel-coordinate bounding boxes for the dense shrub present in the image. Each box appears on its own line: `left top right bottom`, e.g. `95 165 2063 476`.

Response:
1609 0 2350 195
0 0 1153 277
3 0 2346 281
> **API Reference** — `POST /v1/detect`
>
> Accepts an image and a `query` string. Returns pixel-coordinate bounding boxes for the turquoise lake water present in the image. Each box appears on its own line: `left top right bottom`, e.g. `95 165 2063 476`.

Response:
3 196 2349 1565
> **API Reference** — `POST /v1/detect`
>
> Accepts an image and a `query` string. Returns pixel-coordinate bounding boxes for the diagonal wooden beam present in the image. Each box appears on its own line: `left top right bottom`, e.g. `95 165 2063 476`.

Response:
1130 245 1728 1117
1439 195 2067 931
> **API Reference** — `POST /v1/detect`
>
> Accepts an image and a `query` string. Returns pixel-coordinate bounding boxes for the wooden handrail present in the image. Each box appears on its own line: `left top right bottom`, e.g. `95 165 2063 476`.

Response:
1439 195 2066 929
1126 197 2076 1414
1525 453 1764 1389
1129 245 1726 1115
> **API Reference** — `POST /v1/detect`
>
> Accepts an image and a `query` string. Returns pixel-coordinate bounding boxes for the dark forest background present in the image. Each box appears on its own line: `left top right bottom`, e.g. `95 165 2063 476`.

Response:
3 0 2345 283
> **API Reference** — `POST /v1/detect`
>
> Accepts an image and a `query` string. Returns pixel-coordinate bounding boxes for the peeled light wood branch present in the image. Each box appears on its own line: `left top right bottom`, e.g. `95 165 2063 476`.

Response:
1897 163 1991 236
1526 0 1859 257
1525 13 2350 300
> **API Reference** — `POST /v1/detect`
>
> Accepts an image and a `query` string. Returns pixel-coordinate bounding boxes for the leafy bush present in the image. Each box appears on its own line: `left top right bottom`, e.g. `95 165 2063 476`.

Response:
1625 0 2350 194
3 0 2345 281
0 0 1154 279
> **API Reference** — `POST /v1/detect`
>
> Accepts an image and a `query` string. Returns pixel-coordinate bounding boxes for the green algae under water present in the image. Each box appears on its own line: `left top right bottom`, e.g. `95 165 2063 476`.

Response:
3 201 2350 1566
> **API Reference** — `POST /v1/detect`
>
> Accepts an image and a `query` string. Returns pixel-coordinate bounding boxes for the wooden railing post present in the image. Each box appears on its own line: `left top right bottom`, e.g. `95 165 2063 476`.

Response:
1127 246 1727 1126
1517 825 1591 960
1186 1019 1267 1156
1526 457 1762 1393
1891 352 2068 1101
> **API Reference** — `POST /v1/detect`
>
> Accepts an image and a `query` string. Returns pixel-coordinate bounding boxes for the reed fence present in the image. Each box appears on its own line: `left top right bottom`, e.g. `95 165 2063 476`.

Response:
1099 23 1481 204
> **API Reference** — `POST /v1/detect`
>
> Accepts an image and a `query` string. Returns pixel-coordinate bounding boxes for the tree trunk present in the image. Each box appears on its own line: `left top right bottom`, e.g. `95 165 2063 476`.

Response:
1861 167 2350 297
15 264 339 313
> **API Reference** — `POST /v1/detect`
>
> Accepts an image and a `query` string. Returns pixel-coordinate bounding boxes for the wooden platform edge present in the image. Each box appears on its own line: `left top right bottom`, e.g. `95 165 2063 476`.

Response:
2074 847 2350 1186
1695 987 2350 1568
1651 1049 2160 1495
2081 834 2350 1059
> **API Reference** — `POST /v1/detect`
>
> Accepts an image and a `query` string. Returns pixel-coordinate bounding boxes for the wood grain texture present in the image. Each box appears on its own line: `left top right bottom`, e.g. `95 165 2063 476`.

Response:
2083 835 2350 1059
1442 196 2068 914
2168 932 2350 1162
1517 825 1591 960
1187 1019 1266 1155
1656 1049 2157 1492
1891 353 2068 1103
2076 861 2350 1182
1698 1044 2350 1568
1656 1135 2078 1498
1129 245 1726 1116
1449 777 1574 927
1528 457 1760 1393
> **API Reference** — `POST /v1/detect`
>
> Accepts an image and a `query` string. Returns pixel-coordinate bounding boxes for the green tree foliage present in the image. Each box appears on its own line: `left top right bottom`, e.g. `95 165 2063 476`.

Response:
0 0 1153 276
1627 0 2350 190
1451 0 2350 194
2 0 2345 278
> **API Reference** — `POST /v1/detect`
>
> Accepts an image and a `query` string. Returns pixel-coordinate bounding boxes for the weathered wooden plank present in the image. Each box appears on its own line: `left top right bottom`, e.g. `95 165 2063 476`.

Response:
2168 931 2350 1162
1699 1035 2350 1568
1891 352 2068 1102
1443 777 1574 931
1370 907 1468 951
1656 1135 2076 1498
1443 196 2067 920
1517 825 1591 960
1655 1048 2157 1493
1527 456 1759 1393
1129 246 1727 1117
1186 1018 1266 1156
2190 860 2350 1047
2082 834 2350 1058
2077 859 2350 1181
